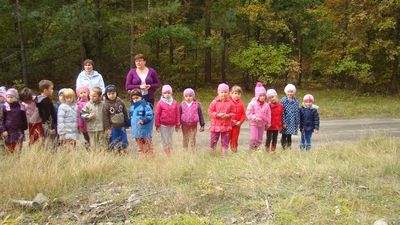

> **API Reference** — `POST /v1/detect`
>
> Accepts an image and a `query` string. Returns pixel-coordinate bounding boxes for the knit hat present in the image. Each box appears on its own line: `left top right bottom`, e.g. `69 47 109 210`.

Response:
105 84 117 94
58 88 65 96
76 86 90 97
162 85 173 93
183 88 195 97
6 88 19 99
266 89 278 98
217 83 229 93
130 88 142 97
303 94 314 103
0 86 6 99
254 82 266 99
284 84 296 94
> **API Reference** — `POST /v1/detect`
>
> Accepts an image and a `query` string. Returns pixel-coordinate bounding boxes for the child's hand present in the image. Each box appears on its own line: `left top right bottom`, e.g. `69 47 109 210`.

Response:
156 127 160 133
88 112 95 120
79 128 83 133
282 124 287 129
106 129 111 138
137 120 144 125
216 113 224 118
234 121 240 126
314 129 318 134
199 126 205 132
175 127 180 132
1 131 8 137
49 129 56 135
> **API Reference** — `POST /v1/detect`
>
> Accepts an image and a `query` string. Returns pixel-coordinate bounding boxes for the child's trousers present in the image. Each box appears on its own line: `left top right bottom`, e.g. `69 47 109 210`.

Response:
281 134 292 149
229 125 241 152
28 122 44 144
181 123 197 149
210 131 230 154
300 131 313 150
266 130 278 151
109 127 128 150
135 138 154 157
249 125 264 149
160 125 175 154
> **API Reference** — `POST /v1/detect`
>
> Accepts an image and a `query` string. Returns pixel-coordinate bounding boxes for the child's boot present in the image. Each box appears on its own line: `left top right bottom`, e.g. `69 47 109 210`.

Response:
271 144 276 152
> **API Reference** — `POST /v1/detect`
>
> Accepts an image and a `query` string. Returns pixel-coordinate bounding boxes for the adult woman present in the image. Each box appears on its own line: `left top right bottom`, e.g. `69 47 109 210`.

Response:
125 54 161 106
76 59 105 94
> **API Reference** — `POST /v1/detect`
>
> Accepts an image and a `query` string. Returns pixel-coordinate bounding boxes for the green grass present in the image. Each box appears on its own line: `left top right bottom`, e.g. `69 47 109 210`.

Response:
0 137 399 224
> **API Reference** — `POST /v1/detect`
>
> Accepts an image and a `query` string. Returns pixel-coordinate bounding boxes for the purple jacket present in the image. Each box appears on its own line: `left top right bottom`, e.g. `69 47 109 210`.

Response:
0 102 28 144
179 101 205 127
125 67 161 103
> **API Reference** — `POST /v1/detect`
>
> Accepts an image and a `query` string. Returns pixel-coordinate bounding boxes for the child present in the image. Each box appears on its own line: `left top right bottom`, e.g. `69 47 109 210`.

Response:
54 88 65 115
129 89 154 157
57 88 79 146
246 82 271 150
103 84 129 153
76 86 90 146
208 83 235 155
0 86 6 109
81 87 105 148
20 88 45 144
36 80 57 139
179 88 205 150
0 88 28 152
155 85 180 155
265 89 283 152
299 94 320 150
228 85 246 152
280 84 300 149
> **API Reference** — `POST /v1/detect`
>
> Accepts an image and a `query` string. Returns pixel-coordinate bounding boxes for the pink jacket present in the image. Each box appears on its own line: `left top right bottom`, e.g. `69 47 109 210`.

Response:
77 99 88 132
208 96 235 132
228 96 246 126
246 98 271 128
155 99 180 128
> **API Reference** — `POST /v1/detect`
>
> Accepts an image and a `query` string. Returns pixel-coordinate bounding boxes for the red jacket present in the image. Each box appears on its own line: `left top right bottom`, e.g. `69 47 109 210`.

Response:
155 99 180 128
268 102 283 131
228 96 246 126
208 96 235 132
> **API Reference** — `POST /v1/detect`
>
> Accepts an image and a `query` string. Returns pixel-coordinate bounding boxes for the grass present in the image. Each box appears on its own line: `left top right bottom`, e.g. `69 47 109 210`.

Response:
0 136 399 224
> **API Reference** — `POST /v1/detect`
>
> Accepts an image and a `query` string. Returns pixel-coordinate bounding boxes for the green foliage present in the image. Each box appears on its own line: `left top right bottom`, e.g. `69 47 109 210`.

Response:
230 41 291 83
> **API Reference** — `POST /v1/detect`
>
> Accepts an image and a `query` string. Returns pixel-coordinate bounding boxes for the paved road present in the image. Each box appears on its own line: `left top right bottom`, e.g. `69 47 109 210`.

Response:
150 119 400 151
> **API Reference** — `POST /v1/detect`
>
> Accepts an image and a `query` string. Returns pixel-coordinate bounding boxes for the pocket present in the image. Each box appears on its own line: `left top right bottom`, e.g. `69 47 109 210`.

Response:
111 112 125 124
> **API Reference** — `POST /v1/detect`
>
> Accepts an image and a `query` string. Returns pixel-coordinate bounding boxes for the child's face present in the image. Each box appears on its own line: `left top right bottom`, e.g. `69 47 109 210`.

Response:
79 90 89 100
184 94 194 103
270 96 278 103
65 96 74 104
58 95 63 102
230 92 241 101
286 89 295 99
258 94 266 102
84 63 93 73
0 95 5 103
218 91 229 100
43 86 54 97
304 101 313 108
131 95 142 103
162 91 172 99
107 91 117 100
90 92 100 103
6 95 17 103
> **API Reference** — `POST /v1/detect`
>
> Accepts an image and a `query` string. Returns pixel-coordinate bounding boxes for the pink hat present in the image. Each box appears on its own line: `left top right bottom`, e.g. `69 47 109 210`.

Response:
303 94 314 103
255 82 266 99
76 86 90 97
266 89 278 98
0 86 5 99
6 88 19 99
183 88 195 97
217 83 229 92
162 84 173 93
284 84 296 94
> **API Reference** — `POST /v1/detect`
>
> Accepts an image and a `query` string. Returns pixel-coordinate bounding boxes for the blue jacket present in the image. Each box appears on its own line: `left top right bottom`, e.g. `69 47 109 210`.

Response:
129 100 154 139
299 106 319 132
280 96 300 135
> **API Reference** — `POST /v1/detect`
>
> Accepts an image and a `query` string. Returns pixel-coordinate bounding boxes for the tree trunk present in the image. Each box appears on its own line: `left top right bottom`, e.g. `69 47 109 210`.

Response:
168 16 174 64
94 0 102 70
204 0 212 83
297 33 303 87
390 10 400 93
130 0 135 68
221 29 226 83
15 0 28 86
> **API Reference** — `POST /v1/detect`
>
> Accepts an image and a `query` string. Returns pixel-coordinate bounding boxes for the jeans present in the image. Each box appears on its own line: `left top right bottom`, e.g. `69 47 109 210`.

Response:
109 128 128 150
300 130 313 150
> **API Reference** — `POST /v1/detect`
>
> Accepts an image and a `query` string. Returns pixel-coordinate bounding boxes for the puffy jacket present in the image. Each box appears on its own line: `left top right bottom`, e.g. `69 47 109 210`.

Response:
268 102 283 131
299 106 320 132
76 70 105 94
155 99 180 128
180 101 205 127
228 96 246 126
280 96 300 135
129 100 153 139
57 103 79 140
0 102 28 144
246 98 271 128
208 96 235 132
81 100 104 132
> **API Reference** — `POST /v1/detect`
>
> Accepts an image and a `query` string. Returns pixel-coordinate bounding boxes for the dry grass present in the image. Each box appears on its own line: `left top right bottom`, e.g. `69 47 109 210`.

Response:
0 136 399 224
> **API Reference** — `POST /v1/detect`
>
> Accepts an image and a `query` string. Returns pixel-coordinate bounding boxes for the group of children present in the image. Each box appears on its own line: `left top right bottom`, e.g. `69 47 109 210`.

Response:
0 80 319 155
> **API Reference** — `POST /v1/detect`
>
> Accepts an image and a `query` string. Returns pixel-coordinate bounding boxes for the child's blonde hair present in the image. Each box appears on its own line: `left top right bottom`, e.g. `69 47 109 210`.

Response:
230 85 242 94
91 87 102 97
60 88 77 103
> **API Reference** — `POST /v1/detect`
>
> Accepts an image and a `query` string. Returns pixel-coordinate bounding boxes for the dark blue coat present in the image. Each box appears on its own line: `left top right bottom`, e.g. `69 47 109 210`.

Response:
299 106 319 132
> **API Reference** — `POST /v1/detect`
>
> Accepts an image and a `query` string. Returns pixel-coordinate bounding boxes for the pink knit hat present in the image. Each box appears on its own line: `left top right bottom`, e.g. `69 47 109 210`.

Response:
303 94 314 103
76 86 90 97
6 88 19 99
217 83 229 93
255 82 266 99
284 84 296 94
183 88 195 97
162 84 173 93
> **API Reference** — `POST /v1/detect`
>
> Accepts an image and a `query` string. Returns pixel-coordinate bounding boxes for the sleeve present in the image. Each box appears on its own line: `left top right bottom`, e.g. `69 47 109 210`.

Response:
246 102 256 121
198 105 205 127
123 103 130 128
21 110 28 131
103 104 111 130
0 108 5 133
142 104 154 125
76 74 82 91
239 102 246 125
208 100 217 118
57 105 65 135
175 101 180 128
99 75 106 94
296 104 300 129
314 109 320 130
77 103 84 129
265 104 271 129
227 102 235 119
149 69 161 90
125 70 140 91
81 103 90 120
299 108 304 130
179 103 183 125
154 102 161 128
48 99 57 130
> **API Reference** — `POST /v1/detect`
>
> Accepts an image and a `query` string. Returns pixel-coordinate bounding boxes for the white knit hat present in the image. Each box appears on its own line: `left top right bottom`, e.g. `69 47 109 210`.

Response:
284 84 296 94
266 89 278 98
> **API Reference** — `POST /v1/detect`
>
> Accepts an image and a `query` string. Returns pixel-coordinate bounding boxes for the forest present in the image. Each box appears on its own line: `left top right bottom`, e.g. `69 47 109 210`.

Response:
0 0 399 93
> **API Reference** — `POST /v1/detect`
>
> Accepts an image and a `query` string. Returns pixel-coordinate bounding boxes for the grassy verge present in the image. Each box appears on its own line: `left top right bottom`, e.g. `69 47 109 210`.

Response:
0 137 399 224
